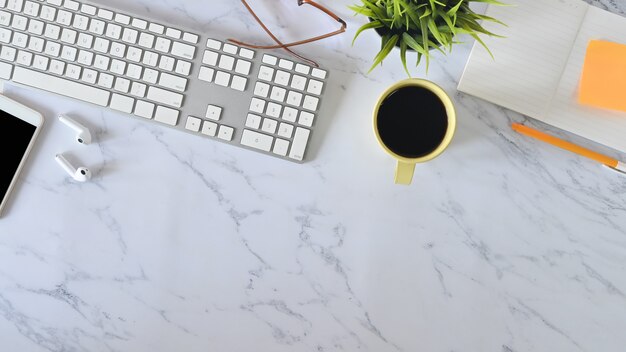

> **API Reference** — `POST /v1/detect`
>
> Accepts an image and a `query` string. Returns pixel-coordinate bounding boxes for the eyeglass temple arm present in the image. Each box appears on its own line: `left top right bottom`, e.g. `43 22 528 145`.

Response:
228 0 320 66
228 0 346 50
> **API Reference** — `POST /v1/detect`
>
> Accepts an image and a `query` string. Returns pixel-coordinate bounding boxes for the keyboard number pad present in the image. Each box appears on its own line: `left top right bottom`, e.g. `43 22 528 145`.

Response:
198 38 254 92
243 54 327 161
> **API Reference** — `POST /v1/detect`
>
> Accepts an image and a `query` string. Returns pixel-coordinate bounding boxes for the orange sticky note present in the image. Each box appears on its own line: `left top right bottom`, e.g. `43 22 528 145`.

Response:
579 40 626 113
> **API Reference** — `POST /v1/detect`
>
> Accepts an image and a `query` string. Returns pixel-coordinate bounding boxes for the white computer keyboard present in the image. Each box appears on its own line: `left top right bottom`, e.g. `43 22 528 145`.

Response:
0 0 329 162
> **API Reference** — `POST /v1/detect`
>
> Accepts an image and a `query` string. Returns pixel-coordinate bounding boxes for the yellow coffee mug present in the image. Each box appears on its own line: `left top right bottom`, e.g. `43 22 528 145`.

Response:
373 79 456 185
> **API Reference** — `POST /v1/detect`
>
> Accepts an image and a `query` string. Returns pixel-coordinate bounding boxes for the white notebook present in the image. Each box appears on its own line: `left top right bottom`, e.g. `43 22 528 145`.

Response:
458 0 626 154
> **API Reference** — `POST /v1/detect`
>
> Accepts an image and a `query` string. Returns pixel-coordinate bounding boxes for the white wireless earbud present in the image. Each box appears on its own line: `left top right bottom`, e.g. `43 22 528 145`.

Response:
55 153 92 182
59 114 92 145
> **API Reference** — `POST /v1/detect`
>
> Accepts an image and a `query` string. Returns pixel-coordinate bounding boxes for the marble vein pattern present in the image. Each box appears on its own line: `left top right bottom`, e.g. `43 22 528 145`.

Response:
0 0 625 351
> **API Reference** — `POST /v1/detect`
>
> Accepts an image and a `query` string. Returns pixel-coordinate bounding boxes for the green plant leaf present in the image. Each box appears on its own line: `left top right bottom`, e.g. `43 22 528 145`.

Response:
368 33 400 73
352 20 385 46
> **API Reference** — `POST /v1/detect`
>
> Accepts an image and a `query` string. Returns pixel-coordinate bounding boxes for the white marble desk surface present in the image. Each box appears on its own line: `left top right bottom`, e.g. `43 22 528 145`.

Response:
1 0 625 351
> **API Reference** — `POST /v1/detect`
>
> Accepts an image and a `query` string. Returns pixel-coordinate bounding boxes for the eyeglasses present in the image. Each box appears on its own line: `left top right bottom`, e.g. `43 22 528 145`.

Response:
227 0 347 68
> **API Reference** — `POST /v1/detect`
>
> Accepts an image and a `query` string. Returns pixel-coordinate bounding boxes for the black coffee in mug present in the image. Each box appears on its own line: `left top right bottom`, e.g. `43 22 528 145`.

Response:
376 86 449 158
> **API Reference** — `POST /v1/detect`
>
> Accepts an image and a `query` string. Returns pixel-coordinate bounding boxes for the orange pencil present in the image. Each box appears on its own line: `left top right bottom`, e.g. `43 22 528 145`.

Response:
511 123 626 173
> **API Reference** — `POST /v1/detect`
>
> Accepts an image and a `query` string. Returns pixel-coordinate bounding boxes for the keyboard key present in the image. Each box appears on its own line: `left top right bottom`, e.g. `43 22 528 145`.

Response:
201 121 217 137
214 71 230 87
261 118 277 134
64 0 79 11
159 72 187 92
28 20 44 36
12 14 28 31
311 68 327 79
249 98 265 114
218 55 234 70
253 82 270 98
245 113 262 129
72 14 88 31
281 107 298 122
98 9 114 21
0 28 10 44
16 50 32 65
130 82 147 98
273 138 289 156
279 59 294 70
202 50 218 66
106 23 122 39
122 28 138 44
148 23 164 34
258 66 273 81
277 122 294 138
81 68 97 84
138 33 155 48
307 79 324 95
110 92 129 109
222 43 237 55
171 41 195 60
175 60 191 75
13 67 110 106
235 59 251 75
115 14 131 25
41 6 56 21
165 27 181 39
132 18 148 30
0 11 10 27
24 1 39 16
241 129 273 152
298 111 315 127
218 125 234 141
147 86 183 108
262 54 277 65
57 10 73 26
89 19 106 36
159 56 176 71
266 102 281 118
295 63 310 75
154 106 179 126
270 86 286 102
98 73 113 88
0 61 13 80
134 100 155 119
286 91 303 107
239 48 254 59
114 77 130 93
303 95 319 111
198 66 214 82
12 33 28 48
1 46 16 62
289 127 310 161
206 38 221 50
182 32 198 44
290 75 307 91
8 0 24 11
274 70 290 86
81 4 96 16
142 51 159 66
155 37 171 52
185 116 202 132
230 75 246 91
205 104 222 120
138 65 156 79
49 59 64 75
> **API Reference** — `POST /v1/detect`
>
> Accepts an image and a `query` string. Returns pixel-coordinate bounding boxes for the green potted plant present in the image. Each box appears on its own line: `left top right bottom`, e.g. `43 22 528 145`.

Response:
349 0 507 75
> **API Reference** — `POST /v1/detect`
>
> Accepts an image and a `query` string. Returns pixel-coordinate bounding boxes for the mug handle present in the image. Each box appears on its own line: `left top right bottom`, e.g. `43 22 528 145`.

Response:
395 161 415 185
